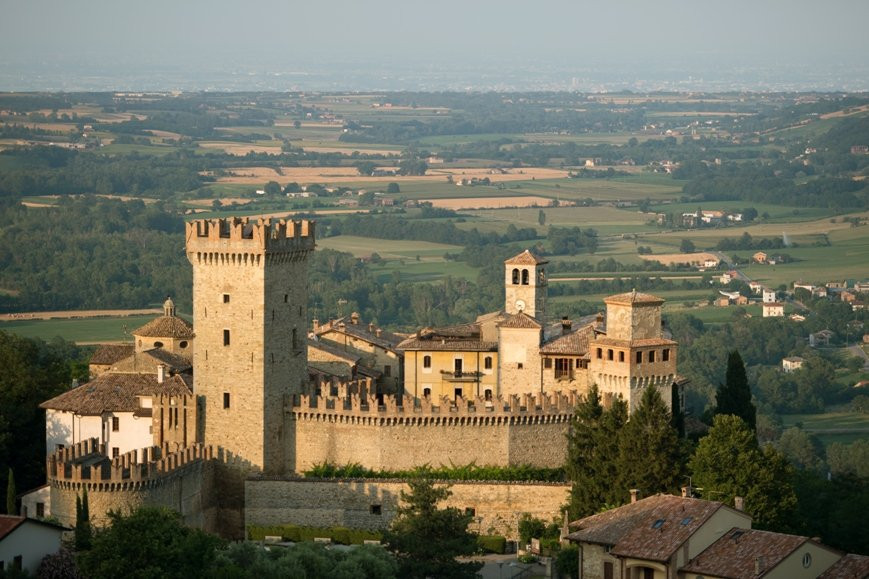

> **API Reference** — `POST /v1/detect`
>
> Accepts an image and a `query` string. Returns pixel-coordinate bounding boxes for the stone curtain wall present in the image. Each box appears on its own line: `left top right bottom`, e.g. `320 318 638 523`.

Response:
245 478 570 540
289 392 576 471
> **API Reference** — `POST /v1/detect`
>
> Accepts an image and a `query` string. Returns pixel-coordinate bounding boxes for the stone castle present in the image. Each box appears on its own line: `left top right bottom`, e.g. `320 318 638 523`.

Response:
24 217 684 539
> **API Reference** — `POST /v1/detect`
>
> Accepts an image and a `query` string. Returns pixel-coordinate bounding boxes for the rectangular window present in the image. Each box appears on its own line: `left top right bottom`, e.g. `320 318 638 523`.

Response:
112 417 120 432
454 388 463 400
636 351 643 364
604 562 614 579
370 505 382 515
223 329 230 346
485 356 493 370
284 294 288 303
649 350 656 363
384 365 391 377
423 355 432 369
465 507 476 517
607 349 614 361
517 362 524 369
13 556 22 571
596 348 603 359
454 358 463 376
544 357 552 369
112 447 119 458
223 393 231 409
619 351 625 362
36 502 45 518
663 348 670 362
222 294 230 303
555 358 572 379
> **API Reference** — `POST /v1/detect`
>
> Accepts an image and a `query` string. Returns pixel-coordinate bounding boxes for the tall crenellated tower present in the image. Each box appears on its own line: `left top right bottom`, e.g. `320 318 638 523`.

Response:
588 291 677 413
186 217 315 474
504 250 548 320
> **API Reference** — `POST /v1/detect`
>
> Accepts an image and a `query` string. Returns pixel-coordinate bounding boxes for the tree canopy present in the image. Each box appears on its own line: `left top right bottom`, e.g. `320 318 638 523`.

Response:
383 479 482 579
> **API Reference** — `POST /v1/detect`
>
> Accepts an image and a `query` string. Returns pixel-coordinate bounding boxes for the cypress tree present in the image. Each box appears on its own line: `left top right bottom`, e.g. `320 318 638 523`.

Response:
75 488 92 550
616 386 683 499
5 468 15 515
566 385 627 518
716 350 757 431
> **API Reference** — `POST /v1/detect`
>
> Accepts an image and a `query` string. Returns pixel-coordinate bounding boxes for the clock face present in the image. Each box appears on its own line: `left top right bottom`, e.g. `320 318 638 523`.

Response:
515 299 526 311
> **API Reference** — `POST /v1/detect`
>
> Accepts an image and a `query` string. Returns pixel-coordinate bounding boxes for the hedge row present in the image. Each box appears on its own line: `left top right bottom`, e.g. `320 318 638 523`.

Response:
477 535 507 554
247 524 382 545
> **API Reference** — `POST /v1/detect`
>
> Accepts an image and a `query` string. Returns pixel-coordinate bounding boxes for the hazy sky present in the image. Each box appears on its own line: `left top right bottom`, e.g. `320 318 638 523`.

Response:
2 0 867 90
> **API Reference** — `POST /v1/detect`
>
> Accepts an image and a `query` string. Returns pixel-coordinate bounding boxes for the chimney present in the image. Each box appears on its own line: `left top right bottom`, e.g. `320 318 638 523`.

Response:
755 556 764 575
629 489 639 504
312 318 319 331
681 486 689 498
375 329 382 338
734 496 745 511
596 312 604 328
351 312 360 324
157 364 166 384
369 323 375 333
561 316 572 335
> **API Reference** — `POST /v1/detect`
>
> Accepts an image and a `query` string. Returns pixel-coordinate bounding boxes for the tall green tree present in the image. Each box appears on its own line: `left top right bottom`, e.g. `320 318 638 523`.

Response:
690 415 797 530
74 488 92 551
617 386 683 499
76 507 222 579
566 386 627 518
383 479 482 579
5 468 14 515
715 350 756 430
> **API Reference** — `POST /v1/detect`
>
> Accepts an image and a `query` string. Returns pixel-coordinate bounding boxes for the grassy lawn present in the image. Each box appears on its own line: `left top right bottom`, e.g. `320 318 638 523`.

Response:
0 315 157 343
458 205 656 236
369 259 479 283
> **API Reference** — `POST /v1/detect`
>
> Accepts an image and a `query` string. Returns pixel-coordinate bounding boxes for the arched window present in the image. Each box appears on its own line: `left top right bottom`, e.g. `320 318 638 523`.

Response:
484 356 493 370
484 389 493 401
423 388 431 399
512 268 520 284
423 355 432 369
521 269 529 285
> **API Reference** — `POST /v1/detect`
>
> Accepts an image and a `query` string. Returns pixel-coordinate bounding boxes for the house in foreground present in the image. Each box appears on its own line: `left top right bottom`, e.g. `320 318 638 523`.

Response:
0 515 66 575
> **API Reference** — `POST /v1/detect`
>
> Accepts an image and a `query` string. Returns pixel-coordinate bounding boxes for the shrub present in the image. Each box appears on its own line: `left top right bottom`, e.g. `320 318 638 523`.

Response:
476 535 506 554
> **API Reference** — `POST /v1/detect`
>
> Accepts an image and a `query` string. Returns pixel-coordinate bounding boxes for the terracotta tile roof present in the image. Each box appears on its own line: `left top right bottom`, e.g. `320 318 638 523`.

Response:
0 516 24 541
40 372 192 415
540 324 595 355
682 528 823 578
604 291 664 306
316 319 403 351
90 344 134 365
0 515 67 541
498 312 543 329
397 336 498 352
307 339 361 363
132 315 194 339
567 495 731 562
504 249 547 266
110 349 192 374
592 336 676 348
819 554 869 579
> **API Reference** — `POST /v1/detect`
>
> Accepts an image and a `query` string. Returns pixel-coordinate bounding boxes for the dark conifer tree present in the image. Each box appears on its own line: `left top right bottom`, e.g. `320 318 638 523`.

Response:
716 350 756 431
566 386 627 518
616 386 683 499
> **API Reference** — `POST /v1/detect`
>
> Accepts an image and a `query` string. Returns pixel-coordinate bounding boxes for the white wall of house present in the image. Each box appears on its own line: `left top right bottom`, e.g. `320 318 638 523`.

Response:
18 486 51 520
0 519 64 574
44 410 102 456
103 411 152 457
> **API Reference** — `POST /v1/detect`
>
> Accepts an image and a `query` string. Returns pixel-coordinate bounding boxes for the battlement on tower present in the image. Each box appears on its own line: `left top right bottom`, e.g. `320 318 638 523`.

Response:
185 217 315 260
46 437 237 491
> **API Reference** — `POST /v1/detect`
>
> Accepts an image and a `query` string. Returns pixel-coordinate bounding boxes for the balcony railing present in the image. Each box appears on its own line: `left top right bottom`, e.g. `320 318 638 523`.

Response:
440 370 484 382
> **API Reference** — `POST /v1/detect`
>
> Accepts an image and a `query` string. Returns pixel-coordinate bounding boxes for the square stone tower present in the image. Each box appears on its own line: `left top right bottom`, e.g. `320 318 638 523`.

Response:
504 250 547 319
588 291 677 413
186 217 315 474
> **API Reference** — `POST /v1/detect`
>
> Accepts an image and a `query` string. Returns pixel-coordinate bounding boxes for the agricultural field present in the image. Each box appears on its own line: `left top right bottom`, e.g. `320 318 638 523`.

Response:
780 412 869 448
316 235 462 260
0 315 158 344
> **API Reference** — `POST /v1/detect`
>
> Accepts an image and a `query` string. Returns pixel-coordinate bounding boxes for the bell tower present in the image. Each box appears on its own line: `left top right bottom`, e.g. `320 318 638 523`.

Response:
186 217 315 474
504 250 547 320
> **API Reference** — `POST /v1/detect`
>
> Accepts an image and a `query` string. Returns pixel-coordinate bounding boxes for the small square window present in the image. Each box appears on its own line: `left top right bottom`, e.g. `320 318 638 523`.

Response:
517 363 524 369
465 507 476 517
544 358 552 369
223 393 231 409
222 294 230 303
370 504 382 515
